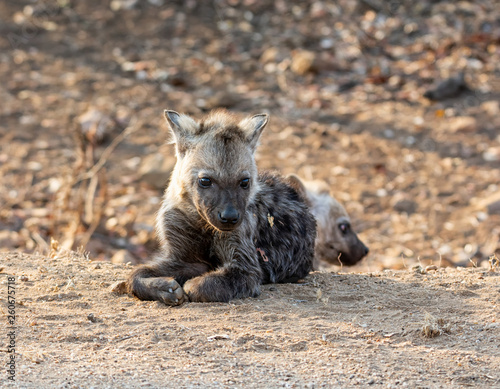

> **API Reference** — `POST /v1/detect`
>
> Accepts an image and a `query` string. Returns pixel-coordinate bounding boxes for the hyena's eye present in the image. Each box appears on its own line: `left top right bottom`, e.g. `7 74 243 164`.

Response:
240 178 250 189
198 177 212 188
338 223 351 235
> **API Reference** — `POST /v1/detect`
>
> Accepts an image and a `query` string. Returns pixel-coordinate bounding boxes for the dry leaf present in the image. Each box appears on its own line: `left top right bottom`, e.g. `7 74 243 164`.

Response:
267 213 274 228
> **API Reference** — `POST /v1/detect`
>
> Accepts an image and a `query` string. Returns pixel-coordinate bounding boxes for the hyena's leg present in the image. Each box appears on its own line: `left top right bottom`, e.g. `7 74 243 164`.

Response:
127 258 209 305
183 265 262 303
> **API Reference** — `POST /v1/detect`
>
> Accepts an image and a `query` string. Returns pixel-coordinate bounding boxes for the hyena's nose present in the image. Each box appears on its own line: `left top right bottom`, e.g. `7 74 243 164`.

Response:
219 207 240 225
364 245 369 255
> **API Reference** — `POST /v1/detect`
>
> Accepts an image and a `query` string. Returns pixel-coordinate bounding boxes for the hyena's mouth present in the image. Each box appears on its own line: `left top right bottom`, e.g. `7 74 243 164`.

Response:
211 218 242 232
202 211 242 233
335 247 368 266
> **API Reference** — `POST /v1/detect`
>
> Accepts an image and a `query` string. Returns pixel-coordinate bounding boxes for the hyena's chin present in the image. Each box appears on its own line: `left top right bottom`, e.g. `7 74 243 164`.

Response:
212 221 241 232
318 249 365 266
336 252 364 266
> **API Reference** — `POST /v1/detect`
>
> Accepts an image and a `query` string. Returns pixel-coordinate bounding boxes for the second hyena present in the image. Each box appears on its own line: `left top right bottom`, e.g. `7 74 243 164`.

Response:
127 109 316 305
287 175 369 269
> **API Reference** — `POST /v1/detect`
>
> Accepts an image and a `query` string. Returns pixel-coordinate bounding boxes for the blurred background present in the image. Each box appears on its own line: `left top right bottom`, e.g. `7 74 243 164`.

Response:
0 0 499 271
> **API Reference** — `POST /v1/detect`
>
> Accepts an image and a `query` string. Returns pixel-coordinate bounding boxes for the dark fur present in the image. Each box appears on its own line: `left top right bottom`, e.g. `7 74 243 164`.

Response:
127 110 316 305
287 175 369 268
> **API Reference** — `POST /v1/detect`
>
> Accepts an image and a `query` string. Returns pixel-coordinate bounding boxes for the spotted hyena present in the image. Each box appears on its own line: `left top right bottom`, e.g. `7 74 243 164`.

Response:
127 109 316 305
287 175 369 269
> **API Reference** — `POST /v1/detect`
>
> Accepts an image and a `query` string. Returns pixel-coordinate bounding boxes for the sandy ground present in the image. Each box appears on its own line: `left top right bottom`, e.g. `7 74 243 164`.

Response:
1 250 499 388
1 1 500 387
1 0 499 270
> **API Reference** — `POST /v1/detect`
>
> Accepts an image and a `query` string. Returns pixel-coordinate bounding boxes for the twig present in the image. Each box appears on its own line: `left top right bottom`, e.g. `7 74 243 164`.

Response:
114 334 137 343
84 173 99 225
76 120 139 183
31 231 50 253
80 171 107 248
337 253 343 271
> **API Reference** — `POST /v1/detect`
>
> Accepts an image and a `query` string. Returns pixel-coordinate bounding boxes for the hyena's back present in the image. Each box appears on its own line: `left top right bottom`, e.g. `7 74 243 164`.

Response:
253 172 316 283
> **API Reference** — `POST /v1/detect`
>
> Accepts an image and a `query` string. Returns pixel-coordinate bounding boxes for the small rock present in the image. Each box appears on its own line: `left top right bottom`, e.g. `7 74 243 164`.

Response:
111 249 135 265
337 80 358 92
78 108 115 145
64 278 76 291
207 334 230 341
383 129 395 139
291 50 316 75
109 281 128 295
260 47 278 64
423 73 468 101
87 313 99 323
487 200 500 215
110 0 138 11
481 100 499 116
448 116 477 133
393 199 418 214
483 147 500 162
310 1 328 18
320 38 334 49
425 265 438 272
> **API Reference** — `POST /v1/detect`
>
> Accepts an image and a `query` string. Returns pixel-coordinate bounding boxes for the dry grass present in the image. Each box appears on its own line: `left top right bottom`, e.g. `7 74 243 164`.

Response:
421 312 452 338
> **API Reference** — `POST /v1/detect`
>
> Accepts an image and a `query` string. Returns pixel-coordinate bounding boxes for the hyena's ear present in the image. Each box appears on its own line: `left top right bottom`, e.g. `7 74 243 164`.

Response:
164 110 198 156
240 113 269 151
286 174 310 205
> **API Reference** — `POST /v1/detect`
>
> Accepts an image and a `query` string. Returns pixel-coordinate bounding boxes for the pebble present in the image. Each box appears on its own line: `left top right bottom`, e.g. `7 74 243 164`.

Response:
110 0 138 11
481 100 499 116
448 116 477 133
78 108 114 145
423 73 468 101
260 47 278 64
487 200 500 215
109 281 128 295
393 199 418 214
482 147 500 162
291 50 315 75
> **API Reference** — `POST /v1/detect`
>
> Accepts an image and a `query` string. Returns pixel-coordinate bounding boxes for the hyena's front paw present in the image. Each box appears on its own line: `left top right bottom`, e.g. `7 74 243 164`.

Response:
183 276 234 303
182 277 205 302
142 277 188 306
183 276 220 302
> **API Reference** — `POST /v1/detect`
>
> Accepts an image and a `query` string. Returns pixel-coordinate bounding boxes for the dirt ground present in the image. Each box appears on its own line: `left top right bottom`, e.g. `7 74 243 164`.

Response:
1 0 499 269
1 1 500 387
1 250 499 388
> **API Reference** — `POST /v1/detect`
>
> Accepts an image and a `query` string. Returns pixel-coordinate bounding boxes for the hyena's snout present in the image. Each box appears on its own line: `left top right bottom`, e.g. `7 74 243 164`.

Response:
218 205 240 226
213 201 244 231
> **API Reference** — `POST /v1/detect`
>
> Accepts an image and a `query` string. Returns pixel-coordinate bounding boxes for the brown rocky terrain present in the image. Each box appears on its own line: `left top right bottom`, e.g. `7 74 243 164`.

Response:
1 1 500 387
0 0 499 269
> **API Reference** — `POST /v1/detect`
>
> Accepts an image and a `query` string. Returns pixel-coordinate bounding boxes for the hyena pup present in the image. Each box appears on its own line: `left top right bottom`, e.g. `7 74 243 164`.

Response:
287 175 369 269
127 110 316 305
